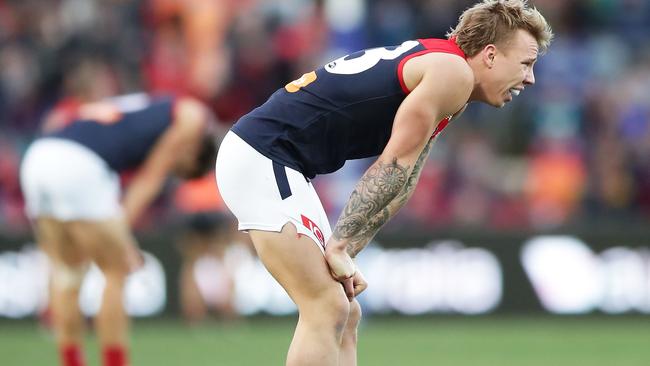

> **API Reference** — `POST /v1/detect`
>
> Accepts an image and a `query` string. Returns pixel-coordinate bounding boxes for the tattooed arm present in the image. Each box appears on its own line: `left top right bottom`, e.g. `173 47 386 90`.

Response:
325 53 473 300
342 106 467 256
339 138 434 257
324 134 433 285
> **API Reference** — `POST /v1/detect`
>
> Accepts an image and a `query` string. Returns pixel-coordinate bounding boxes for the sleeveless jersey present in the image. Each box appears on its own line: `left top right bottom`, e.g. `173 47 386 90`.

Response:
231 38 466 178
47 93 175 172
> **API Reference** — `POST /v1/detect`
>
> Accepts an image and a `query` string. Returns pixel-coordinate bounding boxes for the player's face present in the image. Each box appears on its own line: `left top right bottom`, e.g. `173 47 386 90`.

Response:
484 29 539 107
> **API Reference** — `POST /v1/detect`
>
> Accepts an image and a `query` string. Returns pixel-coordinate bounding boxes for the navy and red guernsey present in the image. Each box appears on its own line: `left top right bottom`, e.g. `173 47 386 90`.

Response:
231 38 466 179
47 93 176 172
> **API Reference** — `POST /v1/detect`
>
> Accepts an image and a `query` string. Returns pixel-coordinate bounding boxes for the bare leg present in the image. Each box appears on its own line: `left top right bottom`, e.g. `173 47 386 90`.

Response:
66 219 135 349
179 253 207 324
339 299 362 366
34 218 89 365
176 232 210 324
51 280 85 345
96 270 128 346
250 224 350 366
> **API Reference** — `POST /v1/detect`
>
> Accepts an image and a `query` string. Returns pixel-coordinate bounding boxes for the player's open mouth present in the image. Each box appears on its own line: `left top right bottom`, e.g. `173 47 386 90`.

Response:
510 88 521 97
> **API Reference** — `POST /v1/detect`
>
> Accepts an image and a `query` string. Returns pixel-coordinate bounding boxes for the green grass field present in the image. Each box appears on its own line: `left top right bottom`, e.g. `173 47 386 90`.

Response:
2 316 649 366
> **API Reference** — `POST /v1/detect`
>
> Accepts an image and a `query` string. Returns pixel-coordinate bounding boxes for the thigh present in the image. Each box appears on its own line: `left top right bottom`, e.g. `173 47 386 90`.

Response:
34 217 88 266
249 223 345 305
64 218 138 274
217 132 331 253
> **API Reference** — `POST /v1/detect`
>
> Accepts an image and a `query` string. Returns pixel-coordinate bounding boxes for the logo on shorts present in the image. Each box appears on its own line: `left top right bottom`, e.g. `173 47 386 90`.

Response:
301 214 325 248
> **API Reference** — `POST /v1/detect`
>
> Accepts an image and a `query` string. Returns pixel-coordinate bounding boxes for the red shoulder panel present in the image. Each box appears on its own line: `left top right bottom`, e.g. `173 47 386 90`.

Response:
397 38 467 94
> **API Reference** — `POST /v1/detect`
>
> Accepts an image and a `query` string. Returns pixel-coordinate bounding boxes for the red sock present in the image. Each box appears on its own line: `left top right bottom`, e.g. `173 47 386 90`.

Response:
103 345 128 366
60 344 85 366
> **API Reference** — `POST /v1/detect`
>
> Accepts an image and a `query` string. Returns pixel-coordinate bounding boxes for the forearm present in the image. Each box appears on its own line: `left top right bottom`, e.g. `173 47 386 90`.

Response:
331 158 408 255
122 178 163 227
333 139 434 257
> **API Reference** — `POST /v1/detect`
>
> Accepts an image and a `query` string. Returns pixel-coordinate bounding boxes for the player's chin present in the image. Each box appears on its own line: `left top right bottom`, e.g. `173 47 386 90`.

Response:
498 96 513 107
488 99 507 108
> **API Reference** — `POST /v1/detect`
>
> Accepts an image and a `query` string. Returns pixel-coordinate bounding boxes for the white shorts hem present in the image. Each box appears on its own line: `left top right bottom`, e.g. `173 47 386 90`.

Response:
238 221 326 254
237 222 284 233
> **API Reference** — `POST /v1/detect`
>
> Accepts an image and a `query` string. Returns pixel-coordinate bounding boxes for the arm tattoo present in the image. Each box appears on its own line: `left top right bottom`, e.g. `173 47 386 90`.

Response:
332 159 408 241
395 138 434 206
334 139 435 257
345 207 390 256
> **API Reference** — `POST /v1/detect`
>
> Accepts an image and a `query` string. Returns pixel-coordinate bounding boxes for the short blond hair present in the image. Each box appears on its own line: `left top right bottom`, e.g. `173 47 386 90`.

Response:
447 0 553 57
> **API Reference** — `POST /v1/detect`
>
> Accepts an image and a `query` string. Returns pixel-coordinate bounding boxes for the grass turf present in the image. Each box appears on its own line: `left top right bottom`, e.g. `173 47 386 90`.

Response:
1 316 649 366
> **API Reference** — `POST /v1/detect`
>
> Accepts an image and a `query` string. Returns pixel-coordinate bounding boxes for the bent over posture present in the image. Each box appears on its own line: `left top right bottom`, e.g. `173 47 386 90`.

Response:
21 93 216 366
216 1 553 365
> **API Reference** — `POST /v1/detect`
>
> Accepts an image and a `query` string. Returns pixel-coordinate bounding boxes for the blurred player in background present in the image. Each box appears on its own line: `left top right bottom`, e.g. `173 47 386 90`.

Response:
216 1 553 365
20 93 217 366
173 173 240 324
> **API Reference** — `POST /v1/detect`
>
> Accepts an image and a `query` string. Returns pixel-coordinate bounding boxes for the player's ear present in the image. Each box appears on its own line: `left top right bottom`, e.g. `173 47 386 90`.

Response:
482 44 497 69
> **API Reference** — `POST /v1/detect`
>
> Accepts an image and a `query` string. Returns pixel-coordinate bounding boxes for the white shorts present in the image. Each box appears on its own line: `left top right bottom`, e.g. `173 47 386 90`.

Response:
215 131 331 253
20 138 122 221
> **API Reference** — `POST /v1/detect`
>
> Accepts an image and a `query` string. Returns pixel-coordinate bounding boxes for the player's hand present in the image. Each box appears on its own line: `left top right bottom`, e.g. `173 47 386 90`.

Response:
325 244 355 280
336 265 368 301
325 244 356 299
351 269 368 298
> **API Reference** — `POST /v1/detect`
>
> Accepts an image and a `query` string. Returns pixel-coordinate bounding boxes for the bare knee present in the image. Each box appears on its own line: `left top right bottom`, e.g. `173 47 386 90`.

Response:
329 292 352 336
347 299 362 330
300 288 351 337
51 262 88 291
321 290 351 335
342 299 362 345
97 245 136 276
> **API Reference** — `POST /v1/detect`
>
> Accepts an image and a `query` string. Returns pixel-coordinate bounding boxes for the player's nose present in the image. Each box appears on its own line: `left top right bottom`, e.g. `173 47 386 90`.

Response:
524 69 535 85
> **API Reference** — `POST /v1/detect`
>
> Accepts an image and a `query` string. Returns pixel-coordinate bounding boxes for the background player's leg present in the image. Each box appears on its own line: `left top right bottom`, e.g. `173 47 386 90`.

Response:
177 232 209 324
249 223 350 366
35 217 89 366
66 219 136 366
339 299 362 366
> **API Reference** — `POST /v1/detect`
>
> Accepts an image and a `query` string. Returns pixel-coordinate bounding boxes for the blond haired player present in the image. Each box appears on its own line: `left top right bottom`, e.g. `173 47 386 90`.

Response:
216 1 553 365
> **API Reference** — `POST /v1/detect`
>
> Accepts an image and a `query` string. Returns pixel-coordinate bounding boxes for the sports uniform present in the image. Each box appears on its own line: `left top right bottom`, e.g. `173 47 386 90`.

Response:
21 93 176 220
216 38 466 251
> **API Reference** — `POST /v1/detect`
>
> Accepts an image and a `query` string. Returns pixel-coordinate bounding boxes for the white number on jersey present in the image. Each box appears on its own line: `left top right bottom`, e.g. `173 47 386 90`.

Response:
324 40 419 75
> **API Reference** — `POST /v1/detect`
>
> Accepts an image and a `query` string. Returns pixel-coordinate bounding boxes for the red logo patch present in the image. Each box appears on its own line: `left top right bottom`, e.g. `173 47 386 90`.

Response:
301 214 325 248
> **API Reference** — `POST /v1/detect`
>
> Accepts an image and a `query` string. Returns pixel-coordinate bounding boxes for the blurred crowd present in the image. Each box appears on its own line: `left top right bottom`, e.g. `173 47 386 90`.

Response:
1 0 650 235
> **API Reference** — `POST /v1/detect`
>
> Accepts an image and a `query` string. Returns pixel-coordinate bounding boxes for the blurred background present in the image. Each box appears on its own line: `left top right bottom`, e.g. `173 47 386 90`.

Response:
1 0 649 365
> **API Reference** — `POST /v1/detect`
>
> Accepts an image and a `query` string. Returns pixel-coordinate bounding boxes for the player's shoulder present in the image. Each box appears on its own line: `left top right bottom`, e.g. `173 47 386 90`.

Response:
422 52 472 84
403 50 473 93
402 51 474 116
